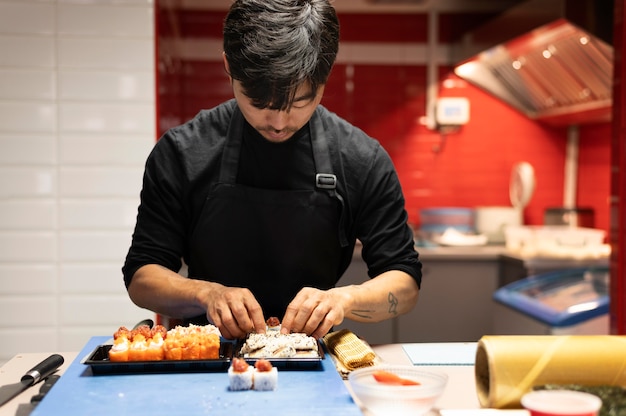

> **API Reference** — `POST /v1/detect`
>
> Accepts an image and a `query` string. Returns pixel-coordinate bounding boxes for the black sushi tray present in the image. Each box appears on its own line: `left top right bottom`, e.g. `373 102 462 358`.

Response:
82 342 234 375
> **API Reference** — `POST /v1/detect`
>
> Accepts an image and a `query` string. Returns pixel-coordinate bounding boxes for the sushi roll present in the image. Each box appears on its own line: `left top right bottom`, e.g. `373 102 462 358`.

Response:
128 334 149 361
228 358 253 391
108 336 130 362
144 332 165 361
253 359 277 391
108 323 222 362
198 332 220 359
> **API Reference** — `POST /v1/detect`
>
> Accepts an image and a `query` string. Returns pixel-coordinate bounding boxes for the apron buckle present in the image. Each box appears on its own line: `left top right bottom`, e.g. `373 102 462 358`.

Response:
316 173 337 189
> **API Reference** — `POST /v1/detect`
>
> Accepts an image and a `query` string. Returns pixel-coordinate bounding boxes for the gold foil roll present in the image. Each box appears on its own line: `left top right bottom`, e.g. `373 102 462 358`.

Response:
475 335 626 409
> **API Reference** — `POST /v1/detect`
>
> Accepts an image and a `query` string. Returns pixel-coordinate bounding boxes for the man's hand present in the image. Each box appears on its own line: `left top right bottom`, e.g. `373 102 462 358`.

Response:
280 287 350 339
205 284 267 339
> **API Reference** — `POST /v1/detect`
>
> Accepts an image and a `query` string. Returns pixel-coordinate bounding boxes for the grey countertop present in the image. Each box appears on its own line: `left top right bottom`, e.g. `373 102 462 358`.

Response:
416 245 507 261
353 242 609 265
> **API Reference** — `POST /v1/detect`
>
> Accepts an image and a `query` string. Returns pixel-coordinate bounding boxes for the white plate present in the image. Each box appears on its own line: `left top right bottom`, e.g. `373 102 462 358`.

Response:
432 228 488 246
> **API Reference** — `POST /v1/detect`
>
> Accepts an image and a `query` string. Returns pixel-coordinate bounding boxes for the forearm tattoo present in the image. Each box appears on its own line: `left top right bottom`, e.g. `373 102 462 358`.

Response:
350 292 399 320
351 309 374 319
388 292 398 315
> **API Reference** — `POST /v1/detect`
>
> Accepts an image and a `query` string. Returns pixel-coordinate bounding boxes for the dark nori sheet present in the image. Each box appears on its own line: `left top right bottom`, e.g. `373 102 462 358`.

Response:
536 384 626 416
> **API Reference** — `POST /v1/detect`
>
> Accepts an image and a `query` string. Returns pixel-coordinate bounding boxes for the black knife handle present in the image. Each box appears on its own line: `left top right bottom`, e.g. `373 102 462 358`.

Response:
20 354 64 386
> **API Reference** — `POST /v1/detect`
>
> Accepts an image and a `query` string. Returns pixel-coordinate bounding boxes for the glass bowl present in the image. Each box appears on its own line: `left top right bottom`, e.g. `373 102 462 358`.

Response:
348 365 448 416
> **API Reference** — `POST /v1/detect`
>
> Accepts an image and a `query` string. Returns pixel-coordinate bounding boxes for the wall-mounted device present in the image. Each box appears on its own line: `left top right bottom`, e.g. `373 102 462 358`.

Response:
435 97 470 126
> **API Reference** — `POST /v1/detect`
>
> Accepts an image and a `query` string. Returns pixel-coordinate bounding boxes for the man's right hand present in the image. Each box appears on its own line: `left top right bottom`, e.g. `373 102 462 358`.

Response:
127 265 267 340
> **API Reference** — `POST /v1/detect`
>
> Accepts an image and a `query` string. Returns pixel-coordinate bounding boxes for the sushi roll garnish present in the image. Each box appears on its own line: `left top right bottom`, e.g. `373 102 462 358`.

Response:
266 316 281 331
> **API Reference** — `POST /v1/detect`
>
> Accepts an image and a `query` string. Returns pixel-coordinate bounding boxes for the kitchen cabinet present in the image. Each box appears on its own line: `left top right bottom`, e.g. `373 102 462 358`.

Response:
396 255 500 343
336 246 502 344
334 255 395 344
335 246 608 343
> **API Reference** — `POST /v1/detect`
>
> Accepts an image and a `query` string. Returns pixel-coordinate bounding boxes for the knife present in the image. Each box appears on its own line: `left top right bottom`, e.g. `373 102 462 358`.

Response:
0 354 64 407
103 318 155 345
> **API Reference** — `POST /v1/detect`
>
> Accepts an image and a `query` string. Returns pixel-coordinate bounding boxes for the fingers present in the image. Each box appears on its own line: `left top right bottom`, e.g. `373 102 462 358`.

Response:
206 285 343 340
281 288 343 338
210 306 245 339
280 289 311 334
310 314 335 340
206 287 265 339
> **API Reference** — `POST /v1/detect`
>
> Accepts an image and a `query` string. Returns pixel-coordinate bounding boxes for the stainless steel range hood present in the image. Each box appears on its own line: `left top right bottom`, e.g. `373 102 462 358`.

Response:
453 0 614 126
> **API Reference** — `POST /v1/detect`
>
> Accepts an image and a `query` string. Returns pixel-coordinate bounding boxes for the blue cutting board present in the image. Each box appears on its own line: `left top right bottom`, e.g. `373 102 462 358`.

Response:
32 336 362 416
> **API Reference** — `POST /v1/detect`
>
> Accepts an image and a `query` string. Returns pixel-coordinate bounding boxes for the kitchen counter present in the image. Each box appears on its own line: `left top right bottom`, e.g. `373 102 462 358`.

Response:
347 243 510 343
0 340 484 416
355 241 610 263
353 242 508 261
343 244 610 344
413 244 608 265
416 244 507 261
0 351 76 416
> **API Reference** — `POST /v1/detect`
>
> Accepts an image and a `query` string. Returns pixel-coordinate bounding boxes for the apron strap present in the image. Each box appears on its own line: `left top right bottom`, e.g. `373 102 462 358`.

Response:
310 110 349 248
218 106 244 185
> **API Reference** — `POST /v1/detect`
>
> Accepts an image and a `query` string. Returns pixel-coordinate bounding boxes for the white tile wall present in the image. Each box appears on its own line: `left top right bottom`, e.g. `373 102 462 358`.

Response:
0 135 57 165
0 0 156 364
0 69 56 100
0 37 56 67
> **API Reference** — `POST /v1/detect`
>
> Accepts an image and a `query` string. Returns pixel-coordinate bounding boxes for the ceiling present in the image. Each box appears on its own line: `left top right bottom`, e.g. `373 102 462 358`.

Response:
452 0 614 125
170 0 526 13
351 0 526 13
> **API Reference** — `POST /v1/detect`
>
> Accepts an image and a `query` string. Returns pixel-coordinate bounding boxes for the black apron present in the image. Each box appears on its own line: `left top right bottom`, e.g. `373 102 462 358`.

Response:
187 107 347 322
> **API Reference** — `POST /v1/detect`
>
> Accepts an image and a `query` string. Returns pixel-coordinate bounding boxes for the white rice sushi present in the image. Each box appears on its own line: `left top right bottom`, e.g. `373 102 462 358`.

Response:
253 367 278 391
228 358 254 391
253 359 277 391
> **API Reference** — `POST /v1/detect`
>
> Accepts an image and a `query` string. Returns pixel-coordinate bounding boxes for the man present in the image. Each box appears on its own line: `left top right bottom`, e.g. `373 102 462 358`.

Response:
123 0 422 340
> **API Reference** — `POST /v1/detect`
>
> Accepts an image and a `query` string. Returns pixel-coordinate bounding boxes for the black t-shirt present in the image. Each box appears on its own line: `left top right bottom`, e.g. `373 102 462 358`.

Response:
237 121 314 190
123 100 421 289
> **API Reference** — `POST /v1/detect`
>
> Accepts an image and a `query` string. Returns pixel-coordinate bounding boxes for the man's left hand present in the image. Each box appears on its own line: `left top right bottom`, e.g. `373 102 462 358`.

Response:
280 287 349 339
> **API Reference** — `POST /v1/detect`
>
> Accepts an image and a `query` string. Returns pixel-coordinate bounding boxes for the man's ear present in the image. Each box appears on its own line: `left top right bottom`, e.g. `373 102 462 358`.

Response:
223 52 232 83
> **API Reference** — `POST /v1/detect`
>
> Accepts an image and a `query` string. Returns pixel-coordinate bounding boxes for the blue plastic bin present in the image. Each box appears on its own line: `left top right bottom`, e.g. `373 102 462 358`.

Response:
493 267 609 328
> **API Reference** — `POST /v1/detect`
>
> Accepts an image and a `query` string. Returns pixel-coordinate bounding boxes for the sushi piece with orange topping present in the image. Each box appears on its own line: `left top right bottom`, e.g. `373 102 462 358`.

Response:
107 323 221 362
108 335 130 362
128 334 149 361
253 359 278 391
228 358 254 391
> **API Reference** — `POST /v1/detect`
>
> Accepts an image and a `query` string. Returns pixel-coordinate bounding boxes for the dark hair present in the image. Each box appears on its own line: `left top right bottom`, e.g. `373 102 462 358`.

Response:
223 0 340 110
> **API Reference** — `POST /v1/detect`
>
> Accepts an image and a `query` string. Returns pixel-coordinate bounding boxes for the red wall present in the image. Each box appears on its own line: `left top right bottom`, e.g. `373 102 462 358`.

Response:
156 9 611 236
609 0 626 334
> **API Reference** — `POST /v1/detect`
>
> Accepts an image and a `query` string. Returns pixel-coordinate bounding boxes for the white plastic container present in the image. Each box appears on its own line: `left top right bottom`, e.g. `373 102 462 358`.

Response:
504 225 607 258
475 206 522 244
521 390 602 416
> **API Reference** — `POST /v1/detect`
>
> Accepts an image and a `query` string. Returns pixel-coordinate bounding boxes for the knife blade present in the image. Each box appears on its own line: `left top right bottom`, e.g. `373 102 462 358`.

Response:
102 318 155 345
0 354 64 407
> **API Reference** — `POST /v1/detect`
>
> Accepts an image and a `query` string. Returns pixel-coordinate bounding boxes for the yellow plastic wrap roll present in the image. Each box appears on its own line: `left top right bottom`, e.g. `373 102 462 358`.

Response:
475 335 626 409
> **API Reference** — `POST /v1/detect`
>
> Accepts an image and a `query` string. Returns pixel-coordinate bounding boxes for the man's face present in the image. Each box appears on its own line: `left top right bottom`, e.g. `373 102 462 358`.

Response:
232 79 325 143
